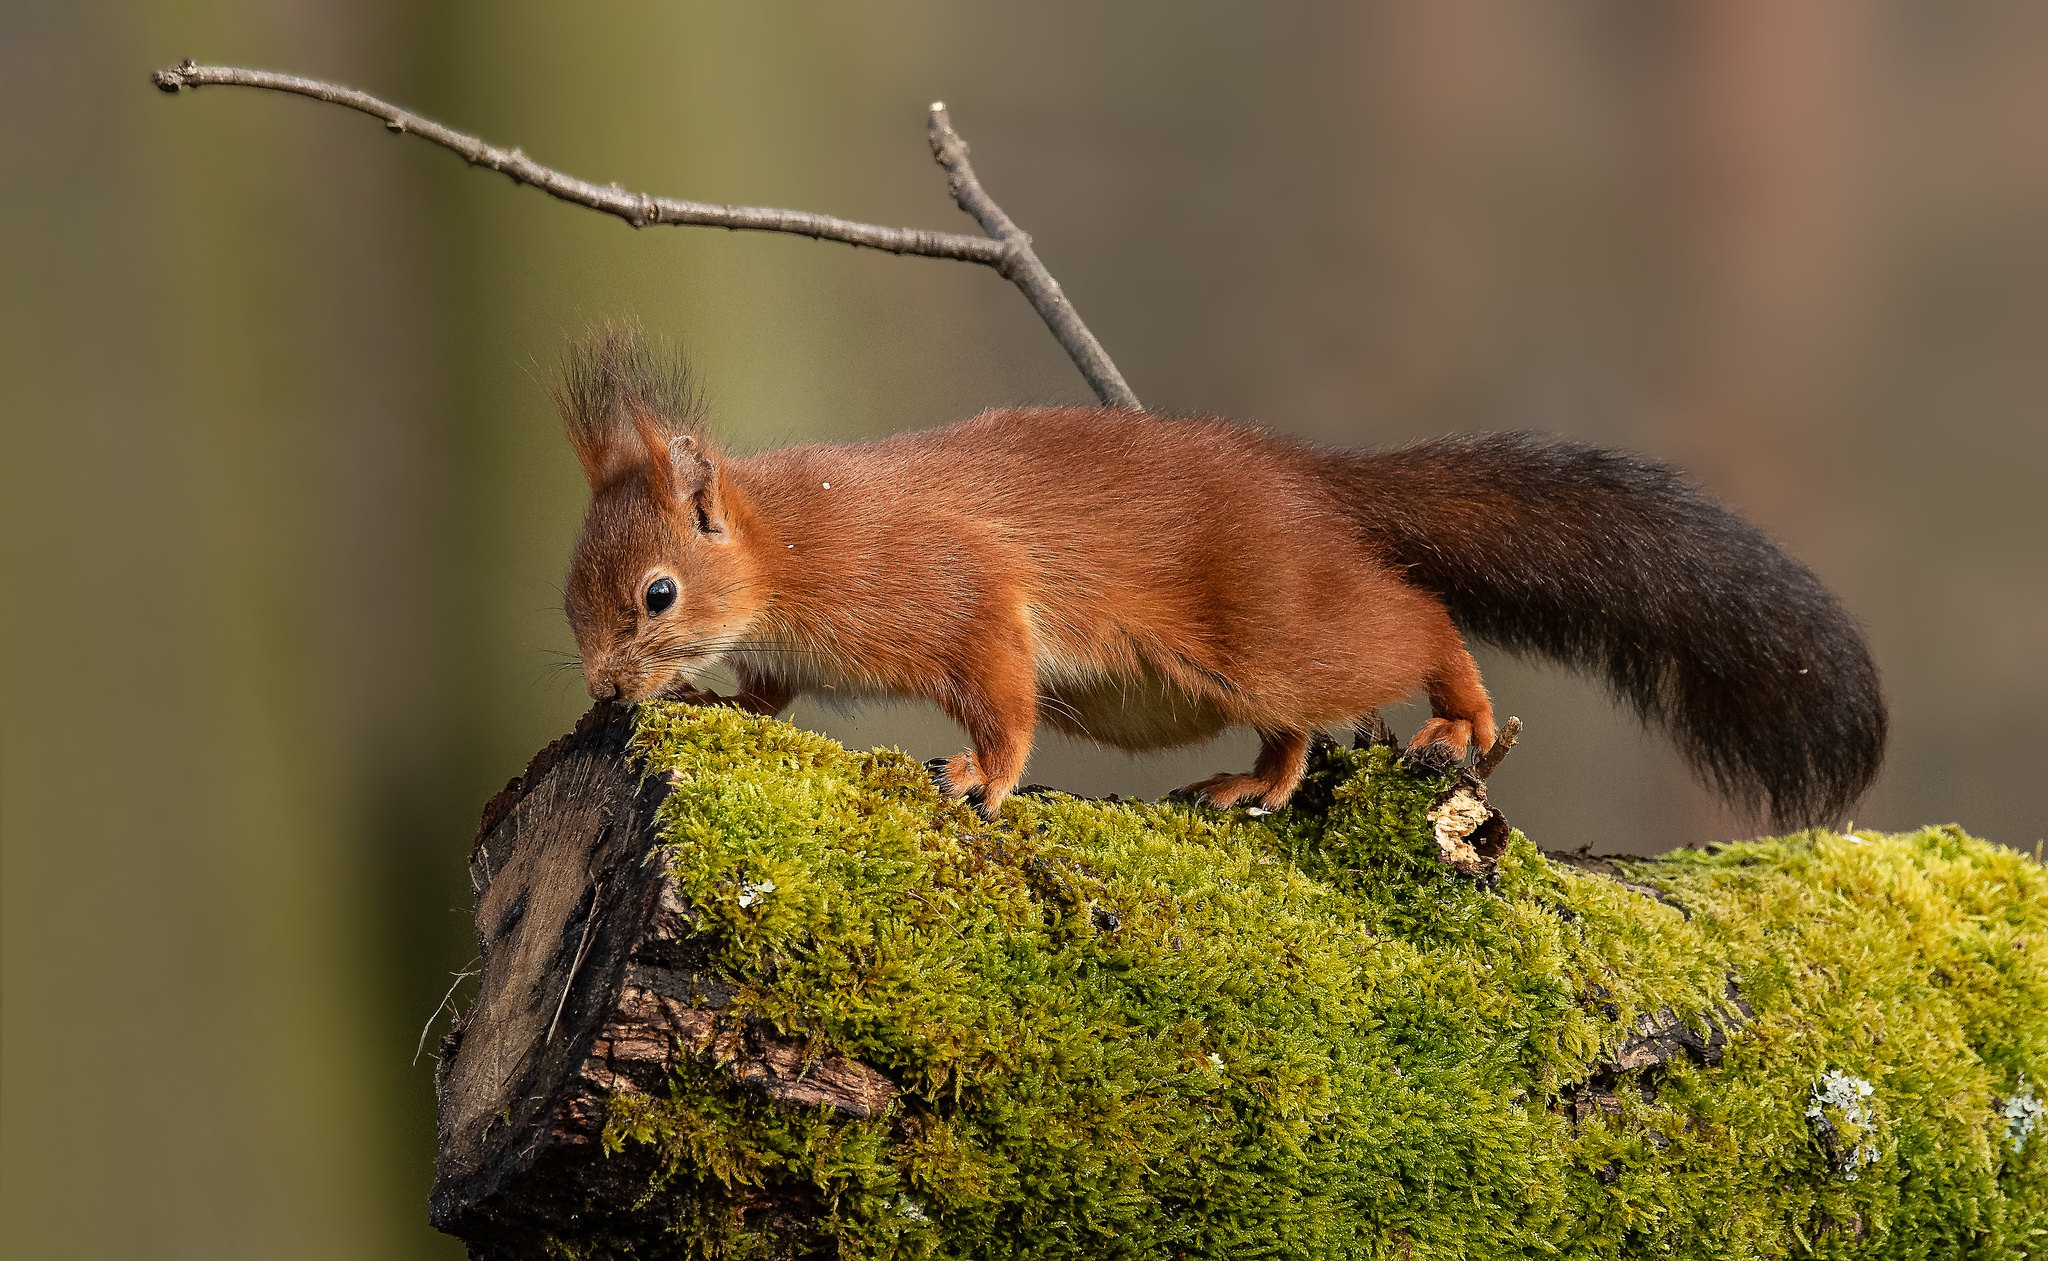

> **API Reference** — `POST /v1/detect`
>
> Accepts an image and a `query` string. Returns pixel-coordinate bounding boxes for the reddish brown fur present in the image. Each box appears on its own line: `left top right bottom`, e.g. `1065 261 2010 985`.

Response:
563 403 1495 820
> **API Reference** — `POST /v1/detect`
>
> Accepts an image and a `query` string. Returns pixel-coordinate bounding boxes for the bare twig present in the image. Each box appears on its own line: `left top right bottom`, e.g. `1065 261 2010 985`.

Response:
1474 715 1523 780
150 60 1140 408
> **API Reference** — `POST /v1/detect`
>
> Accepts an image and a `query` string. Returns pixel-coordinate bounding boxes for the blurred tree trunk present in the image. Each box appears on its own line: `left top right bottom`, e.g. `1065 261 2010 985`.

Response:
2 2 448 1258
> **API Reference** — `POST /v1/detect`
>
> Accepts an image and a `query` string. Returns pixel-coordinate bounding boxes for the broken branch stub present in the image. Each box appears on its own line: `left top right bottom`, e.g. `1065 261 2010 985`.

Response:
1427 774 1512 876
1473 715 1523 779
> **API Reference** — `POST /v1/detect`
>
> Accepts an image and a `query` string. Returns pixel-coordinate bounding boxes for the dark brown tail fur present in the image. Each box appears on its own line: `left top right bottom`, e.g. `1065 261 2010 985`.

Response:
1328 433 1886 830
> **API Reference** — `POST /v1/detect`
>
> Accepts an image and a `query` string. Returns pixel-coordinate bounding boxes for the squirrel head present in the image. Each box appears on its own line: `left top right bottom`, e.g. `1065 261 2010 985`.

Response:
553 326 764 703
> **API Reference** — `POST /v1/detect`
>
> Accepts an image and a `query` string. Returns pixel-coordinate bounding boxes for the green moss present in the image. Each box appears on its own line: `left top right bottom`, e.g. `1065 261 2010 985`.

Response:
597 703 2047 1259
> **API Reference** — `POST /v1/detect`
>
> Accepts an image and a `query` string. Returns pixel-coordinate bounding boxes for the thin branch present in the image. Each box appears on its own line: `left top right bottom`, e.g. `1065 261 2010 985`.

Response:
150 60 1140 409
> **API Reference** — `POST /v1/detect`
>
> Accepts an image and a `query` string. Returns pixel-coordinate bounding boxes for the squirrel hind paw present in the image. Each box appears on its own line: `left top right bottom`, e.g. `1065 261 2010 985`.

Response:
1402 719 1477 775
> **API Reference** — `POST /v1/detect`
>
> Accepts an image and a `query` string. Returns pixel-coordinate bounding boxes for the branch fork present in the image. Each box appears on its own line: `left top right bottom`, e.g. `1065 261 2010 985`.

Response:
151 60 1138 408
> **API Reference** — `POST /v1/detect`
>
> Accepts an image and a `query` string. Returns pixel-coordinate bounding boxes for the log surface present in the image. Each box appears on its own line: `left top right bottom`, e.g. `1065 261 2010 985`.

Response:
429 703 2048 1260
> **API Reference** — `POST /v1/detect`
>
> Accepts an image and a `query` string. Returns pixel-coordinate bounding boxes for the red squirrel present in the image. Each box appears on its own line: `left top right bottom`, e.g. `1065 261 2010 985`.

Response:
557 327 1885 828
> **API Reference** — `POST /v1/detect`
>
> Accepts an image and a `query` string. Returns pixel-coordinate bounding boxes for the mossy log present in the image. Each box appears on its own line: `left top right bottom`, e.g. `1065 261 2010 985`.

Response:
430 701 2047 1260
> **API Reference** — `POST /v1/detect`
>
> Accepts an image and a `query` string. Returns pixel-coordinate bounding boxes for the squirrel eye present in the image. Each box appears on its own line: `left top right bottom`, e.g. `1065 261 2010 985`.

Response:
644 577 678 616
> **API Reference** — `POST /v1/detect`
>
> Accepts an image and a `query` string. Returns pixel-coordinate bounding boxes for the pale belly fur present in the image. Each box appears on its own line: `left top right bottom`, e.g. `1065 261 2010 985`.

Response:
1029 639 1232 751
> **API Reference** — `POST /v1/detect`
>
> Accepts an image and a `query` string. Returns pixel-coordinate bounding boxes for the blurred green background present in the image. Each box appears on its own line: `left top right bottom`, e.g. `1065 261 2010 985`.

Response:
4 1 2044 1256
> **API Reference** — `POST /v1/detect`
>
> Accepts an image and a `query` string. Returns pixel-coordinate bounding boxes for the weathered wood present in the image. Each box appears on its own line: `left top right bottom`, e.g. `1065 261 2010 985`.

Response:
431 702 895 1256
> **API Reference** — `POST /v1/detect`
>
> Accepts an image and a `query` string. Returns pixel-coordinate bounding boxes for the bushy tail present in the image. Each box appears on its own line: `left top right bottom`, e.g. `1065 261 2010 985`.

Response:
1329 433 1885 829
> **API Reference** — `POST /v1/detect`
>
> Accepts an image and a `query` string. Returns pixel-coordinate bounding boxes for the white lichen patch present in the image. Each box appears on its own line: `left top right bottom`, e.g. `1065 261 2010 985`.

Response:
737 878 777 909
2003 1079 2041 1153
1807 1071 1881 1180
1428 787 1492 868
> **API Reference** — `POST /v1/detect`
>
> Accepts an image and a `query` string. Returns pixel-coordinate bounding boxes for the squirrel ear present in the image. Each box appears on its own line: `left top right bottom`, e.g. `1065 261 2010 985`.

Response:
669 433 729 539
553 323 708 493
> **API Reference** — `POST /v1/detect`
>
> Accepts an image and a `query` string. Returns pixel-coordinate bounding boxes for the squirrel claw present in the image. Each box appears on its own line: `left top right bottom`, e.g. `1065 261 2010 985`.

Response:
1400 740 1469 777
654 680 723 706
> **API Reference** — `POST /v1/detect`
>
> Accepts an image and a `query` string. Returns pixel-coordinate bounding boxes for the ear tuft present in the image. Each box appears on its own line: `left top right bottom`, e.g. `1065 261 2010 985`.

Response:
551 320 710 491
629 406 681 507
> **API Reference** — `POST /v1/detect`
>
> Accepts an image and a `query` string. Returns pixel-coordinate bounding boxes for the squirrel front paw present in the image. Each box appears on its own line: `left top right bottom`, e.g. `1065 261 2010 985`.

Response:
653 679 724 706
1175 771 1293 812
